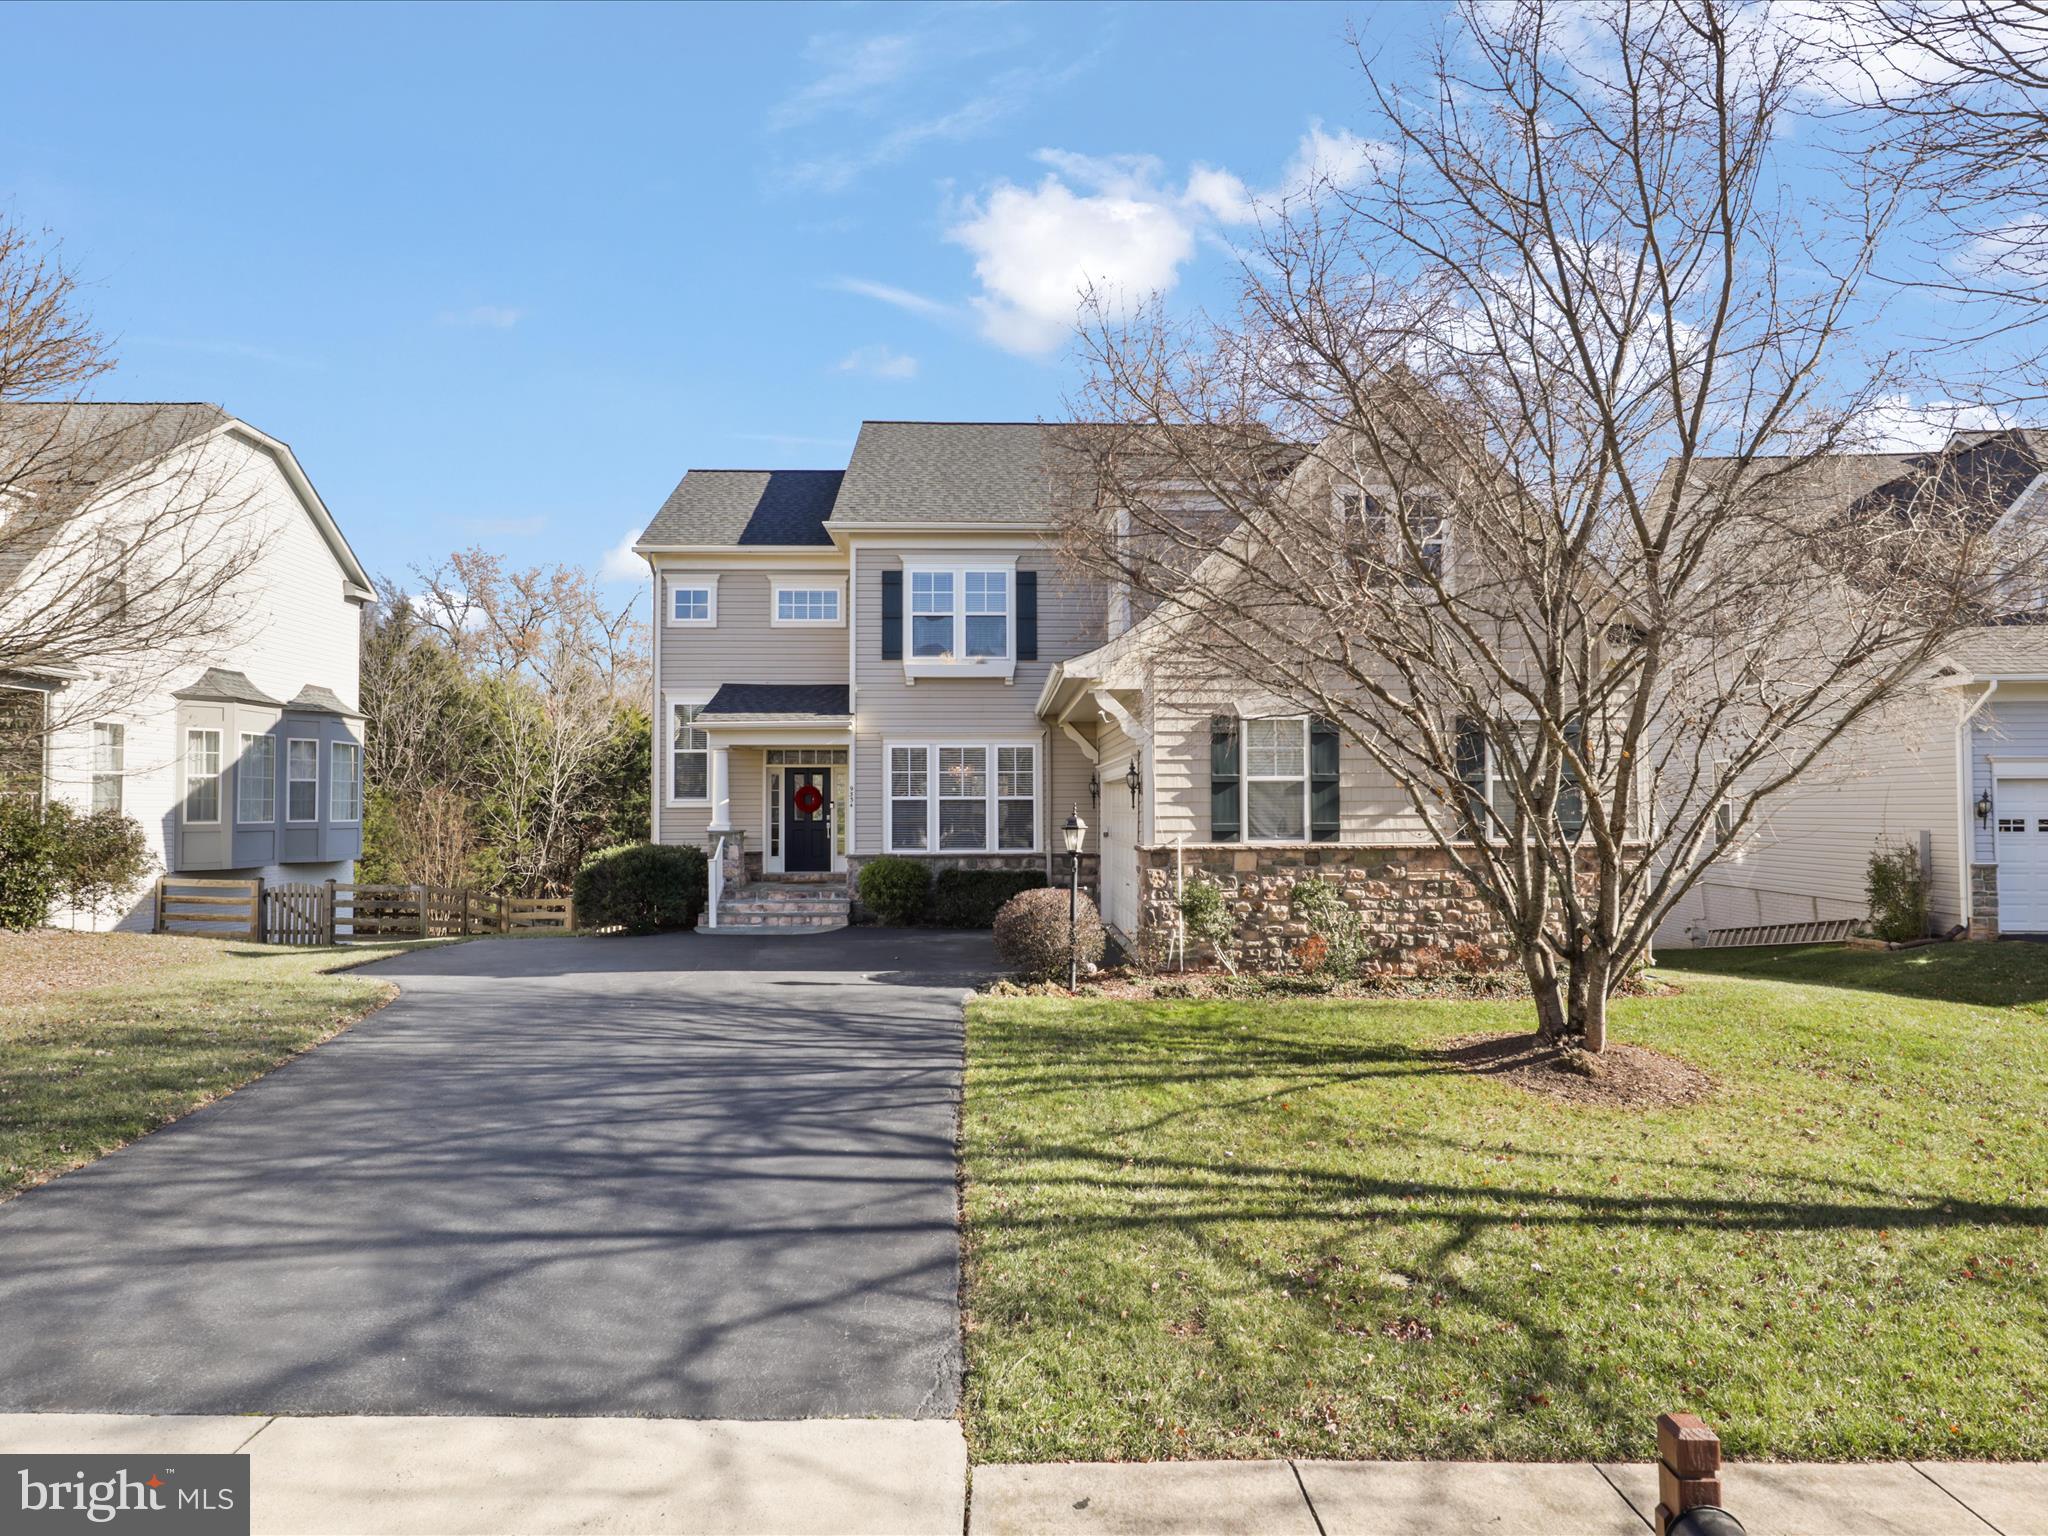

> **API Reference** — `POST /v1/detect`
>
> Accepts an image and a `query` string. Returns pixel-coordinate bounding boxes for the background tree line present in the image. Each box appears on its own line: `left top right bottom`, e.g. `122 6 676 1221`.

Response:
358 549 649 895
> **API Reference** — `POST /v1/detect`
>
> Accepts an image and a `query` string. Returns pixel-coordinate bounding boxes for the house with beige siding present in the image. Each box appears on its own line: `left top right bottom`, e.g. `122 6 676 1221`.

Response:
635 418 1576 958
0 403 372 929
1654 429 2048 946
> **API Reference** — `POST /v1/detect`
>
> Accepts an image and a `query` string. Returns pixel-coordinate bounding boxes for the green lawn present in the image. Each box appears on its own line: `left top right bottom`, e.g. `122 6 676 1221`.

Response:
0 932 419 1199
960 943 2048 1464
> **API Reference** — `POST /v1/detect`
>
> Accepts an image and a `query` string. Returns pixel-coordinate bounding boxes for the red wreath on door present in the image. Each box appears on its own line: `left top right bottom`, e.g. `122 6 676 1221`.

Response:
793 783 825 815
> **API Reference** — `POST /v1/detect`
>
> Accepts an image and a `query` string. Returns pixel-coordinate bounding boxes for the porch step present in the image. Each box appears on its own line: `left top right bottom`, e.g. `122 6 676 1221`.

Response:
711 881 851 932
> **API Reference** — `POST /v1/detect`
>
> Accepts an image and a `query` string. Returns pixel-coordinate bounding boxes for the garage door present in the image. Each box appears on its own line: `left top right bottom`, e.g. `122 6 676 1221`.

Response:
1100 753 1140 939
1997 778 2048 932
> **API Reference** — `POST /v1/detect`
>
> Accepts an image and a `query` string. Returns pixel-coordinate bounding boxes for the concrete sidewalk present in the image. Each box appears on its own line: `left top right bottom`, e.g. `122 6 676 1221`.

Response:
968 1457 2048 1536
0 1413 967 1535
5 1414 2044 1534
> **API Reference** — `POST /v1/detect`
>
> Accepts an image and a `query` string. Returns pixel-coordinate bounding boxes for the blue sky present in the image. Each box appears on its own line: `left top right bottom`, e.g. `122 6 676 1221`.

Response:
3 0 1422 595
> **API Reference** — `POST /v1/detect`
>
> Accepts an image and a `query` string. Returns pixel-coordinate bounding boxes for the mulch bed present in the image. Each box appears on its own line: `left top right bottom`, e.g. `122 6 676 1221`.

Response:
1437 1030 1713 1109
0 930 219 1002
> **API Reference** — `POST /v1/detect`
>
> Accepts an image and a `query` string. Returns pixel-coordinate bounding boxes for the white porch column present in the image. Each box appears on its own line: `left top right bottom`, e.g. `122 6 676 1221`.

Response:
709 743 732 832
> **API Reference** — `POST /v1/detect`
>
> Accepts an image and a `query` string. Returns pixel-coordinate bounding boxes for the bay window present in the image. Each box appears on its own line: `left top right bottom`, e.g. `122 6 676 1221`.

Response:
331 742 362 823
887 742 1038 853
901 561 1017 675
287 738 319 822
185 729 222 824
238 733 276 823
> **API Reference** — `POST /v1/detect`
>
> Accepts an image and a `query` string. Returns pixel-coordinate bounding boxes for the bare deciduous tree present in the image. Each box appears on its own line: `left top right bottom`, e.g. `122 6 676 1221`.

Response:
1055 0 2016 1050
0 218 262 734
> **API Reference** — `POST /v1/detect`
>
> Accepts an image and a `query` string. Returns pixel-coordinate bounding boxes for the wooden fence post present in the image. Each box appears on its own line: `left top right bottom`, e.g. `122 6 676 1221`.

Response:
153 877 165 934
1655 1412 1725 1534
323 878 337 945
250 878 266 944
460 887 471 936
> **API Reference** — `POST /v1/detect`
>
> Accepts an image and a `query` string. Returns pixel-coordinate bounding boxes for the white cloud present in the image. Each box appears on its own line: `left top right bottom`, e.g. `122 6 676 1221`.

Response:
600 527 646 582
1851 395 2013 453
769 33 922 130
836 344 919 380
949 175 1197 355
942 125 1383 356
438 305 525 330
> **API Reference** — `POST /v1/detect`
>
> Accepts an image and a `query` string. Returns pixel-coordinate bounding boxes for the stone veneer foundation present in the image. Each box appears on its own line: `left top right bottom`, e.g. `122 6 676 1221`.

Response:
1134 842 1521 973
1969 863 2000 940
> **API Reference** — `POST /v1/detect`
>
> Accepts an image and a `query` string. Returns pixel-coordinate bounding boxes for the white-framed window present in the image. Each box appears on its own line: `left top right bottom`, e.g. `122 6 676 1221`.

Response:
772 580 844 626
91 721 124 812
287 737 320 823
903 560 1017 673
910 570 954 658
938 746 988 850
238 733 276 823
889 746 929 851
330 741 362 823
887 742 1039 853
1244 717 1309 842
667 577 717 627
184 728 222 824
668 698 709 803
1339 488 1449 586
996 745 1035 850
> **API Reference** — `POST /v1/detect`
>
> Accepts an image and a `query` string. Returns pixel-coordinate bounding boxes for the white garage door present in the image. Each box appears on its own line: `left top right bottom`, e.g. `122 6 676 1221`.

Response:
1100 753 1140 939
1997 778 2048 932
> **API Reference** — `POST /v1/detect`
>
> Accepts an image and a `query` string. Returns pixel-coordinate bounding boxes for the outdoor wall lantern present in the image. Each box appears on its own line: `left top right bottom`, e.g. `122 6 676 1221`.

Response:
1976 789 1994 825
1124 758 1143 808
1088 770 1100 808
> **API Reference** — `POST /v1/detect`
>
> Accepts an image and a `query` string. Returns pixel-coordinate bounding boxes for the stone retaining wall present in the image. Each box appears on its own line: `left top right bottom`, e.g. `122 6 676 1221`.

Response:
1135 843 1518 974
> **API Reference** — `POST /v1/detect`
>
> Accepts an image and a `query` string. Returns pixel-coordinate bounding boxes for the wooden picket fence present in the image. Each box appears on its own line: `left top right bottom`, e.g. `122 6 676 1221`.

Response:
153 877 575 945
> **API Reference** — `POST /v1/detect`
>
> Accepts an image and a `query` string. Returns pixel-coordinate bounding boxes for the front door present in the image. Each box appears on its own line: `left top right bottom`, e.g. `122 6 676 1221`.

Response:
784 767 833 873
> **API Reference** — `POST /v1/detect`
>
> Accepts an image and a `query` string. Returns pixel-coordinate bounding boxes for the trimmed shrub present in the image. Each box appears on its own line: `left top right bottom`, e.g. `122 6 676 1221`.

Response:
932 867 1047 928
1178 876 1238 973
1865 838 1928 943
993 885 1106 983
572 842 708 934
47 805 153 925
858 855 931 926
0 799 60 931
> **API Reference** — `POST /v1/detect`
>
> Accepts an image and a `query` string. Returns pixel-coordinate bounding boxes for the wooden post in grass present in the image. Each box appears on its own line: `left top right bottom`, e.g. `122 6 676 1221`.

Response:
153 876 164 934
250 878 266 944
1655 1412 1724 1534
322 879 337 945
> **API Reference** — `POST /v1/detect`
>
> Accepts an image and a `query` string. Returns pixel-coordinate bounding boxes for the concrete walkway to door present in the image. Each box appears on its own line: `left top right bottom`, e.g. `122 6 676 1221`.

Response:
0 928 989 1421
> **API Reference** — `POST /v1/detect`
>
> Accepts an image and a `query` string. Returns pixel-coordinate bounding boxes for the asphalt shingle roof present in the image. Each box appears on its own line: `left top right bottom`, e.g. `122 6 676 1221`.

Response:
831 421 1054 525
171 668 283 707
638 470 844 548
285 684 364 718
696 683 851 721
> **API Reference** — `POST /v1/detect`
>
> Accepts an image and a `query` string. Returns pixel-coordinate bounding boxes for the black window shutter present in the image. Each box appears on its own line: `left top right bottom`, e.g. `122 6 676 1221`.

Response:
1210 715 1241 842
1309 716 1341 842
1454 716 1489 841
880 568 902 660
1016 570 1038 660
1558 716 1585 839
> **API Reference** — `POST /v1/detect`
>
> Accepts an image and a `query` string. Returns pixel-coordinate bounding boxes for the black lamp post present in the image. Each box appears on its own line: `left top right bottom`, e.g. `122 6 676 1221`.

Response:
1061 804 1086 989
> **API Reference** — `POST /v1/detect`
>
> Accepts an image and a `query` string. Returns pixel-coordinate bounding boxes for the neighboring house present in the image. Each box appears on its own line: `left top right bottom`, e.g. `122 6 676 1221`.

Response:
1655 429 2048 946
636 418 1558 961
0 403 372 929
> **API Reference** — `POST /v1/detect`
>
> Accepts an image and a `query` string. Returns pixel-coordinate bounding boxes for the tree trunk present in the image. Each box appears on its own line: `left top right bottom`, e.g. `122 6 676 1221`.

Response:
1571 950 1611 1053
1522 947 1567 1041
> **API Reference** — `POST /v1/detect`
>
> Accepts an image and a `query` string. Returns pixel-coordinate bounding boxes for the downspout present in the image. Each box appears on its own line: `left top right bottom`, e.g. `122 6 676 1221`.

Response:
1956 678 2001 931
647 554 661 845
847 543 858 869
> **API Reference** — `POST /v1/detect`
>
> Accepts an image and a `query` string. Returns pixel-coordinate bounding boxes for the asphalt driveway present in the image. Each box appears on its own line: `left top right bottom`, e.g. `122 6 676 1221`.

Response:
0 928 989 1419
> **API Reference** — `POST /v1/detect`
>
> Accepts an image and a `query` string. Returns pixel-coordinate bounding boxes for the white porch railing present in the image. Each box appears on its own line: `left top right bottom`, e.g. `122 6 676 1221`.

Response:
707 834 726 930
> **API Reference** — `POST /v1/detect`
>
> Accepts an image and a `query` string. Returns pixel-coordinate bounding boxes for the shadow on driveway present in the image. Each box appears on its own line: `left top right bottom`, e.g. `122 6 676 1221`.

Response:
0 928 993 1420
